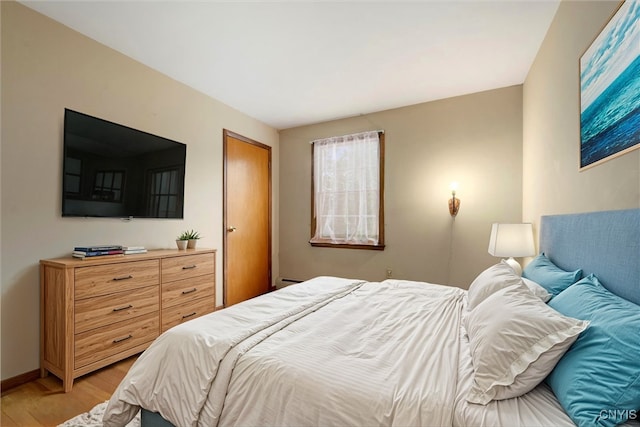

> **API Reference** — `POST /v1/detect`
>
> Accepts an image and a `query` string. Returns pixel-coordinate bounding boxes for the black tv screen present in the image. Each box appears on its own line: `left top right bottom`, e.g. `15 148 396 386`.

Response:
62 109 186 219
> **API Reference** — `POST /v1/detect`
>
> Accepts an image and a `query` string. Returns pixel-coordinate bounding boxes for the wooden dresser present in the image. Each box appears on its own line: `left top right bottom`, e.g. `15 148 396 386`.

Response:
40 248 216 392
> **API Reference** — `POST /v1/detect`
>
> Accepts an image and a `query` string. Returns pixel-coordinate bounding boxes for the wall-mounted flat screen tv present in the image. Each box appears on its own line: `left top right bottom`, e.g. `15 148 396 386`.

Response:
62 109 187 219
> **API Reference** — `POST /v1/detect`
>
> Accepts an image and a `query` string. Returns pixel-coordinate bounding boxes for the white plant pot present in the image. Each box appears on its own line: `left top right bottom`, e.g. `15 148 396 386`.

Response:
176 240 188 250
187 239 198 249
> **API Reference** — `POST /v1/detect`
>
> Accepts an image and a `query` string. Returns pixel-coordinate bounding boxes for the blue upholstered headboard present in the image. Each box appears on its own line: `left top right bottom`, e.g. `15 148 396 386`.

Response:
539 209 640 305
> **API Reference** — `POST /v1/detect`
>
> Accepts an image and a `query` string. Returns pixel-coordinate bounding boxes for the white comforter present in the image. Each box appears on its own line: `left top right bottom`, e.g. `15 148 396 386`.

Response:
103 276 466 427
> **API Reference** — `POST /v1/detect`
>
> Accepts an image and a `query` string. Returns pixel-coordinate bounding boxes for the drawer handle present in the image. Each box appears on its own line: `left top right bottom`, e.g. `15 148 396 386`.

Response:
182 265 197 270
182 312 197 319
182 288 197 295
113 275 133 281
112 304 133 312
113 334 133 344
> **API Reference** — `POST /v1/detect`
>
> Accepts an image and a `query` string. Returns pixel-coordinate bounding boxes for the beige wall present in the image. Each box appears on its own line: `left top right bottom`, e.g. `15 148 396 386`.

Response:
1 2 279 380
279 86 523 288
523 0 640 239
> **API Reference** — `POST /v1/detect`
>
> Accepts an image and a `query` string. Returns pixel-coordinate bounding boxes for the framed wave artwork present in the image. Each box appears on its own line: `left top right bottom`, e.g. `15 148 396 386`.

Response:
579 0 640 170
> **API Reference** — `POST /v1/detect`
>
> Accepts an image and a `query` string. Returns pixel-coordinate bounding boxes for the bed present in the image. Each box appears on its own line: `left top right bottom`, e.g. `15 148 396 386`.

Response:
103 209 640 427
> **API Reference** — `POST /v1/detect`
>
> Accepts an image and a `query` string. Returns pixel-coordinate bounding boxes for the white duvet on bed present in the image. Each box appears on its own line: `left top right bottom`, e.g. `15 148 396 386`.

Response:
218 279 465 426
103 276 466 427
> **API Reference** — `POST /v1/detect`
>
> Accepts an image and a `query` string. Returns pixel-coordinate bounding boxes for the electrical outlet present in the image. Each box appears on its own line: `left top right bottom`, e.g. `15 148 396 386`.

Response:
386 268 392 279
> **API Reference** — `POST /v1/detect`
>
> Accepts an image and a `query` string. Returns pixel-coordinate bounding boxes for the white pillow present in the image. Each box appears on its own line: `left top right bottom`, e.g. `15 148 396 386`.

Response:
522 277 552 303
466 261 523 310
465 282 589 405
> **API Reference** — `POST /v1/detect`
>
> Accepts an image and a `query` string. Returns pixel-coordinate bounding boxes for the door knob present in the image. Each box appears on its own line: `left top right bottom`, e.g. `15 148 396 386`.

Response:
227 226 237 232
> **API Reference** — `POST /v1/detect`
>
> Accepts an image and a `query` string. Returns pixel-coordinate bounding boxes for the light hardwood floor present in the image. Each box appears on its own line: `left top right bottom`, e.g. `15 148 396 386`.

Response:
1 355 138 427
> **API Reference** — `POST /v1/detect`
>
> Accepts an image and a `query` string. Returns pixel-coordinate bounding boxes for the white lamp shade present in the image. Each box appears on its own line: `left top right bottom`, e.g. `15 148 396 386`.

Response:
488 223 535 257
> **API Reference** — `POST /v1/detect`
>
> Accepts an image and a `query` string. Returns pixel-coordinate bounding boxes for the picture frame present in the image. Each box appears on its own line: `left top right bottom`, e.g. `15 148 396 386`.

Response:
579 0 639 170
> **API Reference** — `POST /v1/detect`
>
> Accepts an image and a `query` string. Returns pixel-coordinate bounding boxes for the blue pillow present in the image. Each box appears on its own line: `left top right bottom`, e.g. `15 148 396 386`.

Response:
522 253 582 297
546 275 640 427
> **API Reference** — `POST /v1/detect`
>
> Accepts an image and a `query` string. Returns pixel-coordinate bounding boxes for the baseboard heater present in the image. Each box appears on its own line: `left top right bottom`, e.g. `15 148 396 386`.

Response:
275 277 303 289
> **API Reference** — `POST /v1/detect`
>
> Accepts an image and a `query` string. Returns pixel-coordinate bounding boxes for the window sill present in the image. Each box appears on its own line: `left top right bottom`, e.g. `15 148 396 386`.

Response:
309 241 385 251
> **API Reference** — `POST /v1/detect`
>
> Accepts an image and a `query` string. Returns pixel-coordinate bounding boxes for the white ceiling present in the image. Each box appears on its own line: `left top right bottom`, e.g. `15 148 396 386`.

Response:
21 0 561 130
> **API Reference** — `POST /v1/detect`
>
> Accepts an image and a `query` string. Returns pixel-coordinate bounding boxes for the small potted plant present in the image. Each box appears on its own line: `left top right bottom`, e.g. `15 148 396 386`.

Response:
176 231 190 250
183 229 201 249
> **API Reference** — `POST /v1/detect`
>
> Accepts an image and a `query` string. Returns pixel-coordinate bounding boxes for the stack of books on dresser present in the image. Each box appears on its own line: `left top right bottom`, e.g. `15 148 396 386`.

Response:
72 245 148 259
72 245 124 259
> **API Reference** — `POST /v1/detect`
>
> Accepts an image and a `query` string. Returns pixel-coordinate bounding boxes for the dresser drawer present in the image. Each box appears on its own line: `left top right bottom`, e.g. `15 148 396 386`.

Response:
75 260 159 300
74 312 159 369
161 253 214 283
162 273 214 309
75 285 159 334
161 297 215 332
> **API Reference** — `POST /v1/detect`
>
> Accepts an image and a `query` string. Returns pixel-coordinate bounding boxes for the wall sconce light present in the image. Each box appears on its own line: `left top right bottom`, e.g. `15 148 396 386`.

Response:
488 223 535 275
448 182 460 217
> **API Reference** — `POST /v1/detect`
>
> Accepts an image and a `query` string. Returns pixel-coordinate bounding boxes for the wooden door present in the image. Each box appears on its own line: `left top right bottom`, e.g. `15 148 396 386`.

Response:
223 130 271 307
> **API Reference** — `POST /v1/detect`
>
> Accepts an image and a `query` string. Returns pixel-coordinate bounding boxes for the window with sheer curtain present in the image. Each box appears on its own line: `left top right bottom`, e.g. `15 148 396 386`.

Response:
310 130 385 249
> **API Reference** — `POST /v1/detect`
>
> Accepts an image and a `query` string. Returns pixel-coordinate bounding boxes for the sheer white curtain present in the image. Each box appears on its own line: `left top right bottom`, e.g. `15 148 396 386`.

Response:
311 131 380 245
